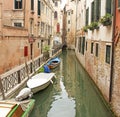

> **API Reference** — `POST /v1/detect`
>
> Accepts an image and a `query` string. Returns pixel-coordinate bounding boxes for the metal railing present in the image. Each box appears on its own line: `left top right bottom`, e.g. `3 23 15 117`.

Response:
0 48 61 99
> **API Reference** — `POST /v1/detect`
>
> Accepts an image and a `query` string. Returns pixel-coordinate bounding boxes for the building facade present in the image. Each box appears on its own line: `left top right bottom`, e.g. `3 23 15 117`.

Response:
0 0 62 74
53 0 63 49
64 0 76 49
74 0 120 116
111 0 120 116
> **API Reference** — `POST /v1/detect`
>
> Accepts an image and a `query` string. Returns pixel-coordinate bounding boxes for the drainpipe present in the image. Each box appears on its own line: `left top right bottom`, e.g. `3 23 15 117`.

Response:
109 0 116 102
24 0 26 28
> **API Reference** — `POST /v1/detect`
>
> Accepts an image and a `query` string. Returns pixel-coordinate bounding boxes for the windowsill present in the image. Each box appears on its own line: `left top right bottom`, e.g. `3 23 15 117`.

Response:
13 9 23 11
38 15 41 18
117 7 120 11
31 10 35 14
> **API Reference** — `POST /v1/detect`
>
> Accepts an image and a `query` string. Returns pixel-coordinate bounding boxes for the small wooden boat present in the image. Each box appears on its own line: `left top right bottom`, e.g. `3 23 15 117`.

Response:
27 73 55 94
47 57 60 69
0 99 35 117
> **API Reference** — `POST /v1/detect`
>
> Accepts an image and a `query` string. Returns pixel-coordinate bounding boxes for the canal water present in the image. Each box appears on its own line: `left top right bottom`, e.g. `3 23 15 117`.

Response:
30 50 115 117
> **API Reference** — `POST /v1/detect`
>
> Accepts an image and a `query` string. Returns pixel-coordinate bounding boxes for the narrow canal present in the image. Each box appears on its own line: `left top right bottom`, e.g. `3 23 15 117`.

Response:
30 50 115 117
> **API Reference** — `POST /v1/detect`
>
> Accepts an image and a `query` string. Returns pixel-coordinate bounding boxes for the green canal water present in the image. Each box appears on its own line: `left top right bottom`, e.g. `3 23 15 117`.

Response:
30 50 115 117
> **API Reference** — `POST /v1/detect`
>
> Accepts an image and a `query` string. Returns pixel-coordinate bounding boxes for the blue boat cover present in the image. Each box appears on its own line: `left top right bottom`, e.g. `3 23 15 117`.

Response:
44 65 51 73
47 57 60 65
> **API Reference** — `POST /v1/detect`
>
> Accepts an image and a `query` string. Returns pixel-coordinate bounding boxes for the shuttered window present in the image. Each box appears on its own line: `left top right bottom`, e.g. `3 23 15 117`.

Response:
106 0 112 14
38 0 41 15
94 0 101 21
95 43 99 57
82 37 85 55
54 11 57 19
91 1 94 22
106 45 111 64
57 23 60 33
91 42 94 54
79 37 85 55
31 0 34 11
86 8 89 25
79 38 81 53
14 0 22 9
118 0 120 8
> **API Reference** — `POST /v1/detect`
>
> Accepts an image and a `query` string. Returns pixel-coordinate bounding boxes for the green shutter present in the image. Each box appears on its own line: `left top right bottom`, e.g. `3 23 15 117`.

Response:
94 0 101 21
38 0 41 15
91 1 94 22
106 45 111 64
106 0 112 14
82 37 85 55
86 8 89 25
118 0 120 8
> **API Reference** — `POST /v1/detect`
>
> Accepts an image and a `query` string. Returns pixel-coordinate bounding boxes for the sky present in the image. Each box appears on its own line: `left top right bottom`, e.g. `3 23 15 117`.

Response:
61 0 67 9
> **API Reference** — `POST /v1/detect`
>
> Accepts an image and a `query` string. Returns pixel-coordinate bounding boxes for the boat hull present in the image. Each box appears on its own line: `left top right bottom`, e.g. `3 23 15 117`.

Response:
27 73 55 94
47 57 60 69
0 99 35 117
31 80 51 94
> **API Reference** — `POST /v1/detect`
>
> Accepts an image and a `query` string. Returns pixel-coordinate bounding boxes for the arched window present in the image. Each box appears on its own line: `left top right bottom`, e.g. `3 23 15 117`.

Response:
54 11 57 19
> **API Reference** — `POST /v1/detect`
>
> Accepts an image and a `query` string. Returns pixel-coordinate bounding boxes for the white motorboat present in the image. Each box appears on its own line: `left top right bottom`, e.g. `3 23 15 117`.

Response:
27 73 55 94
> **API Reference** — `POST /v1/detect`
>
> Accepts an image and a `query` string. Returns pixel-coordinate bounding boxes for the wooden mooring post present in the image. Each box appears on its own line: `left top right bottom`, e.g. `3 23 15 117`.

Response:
0 76 5 100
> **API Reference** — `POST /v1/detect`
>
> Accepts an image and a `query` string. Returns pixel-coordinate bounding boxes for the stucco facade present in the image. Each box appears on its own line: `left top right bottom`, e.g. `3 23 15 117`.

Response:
65 0 76 49
111 0 120 116
74 0 120 116
0 0 57 74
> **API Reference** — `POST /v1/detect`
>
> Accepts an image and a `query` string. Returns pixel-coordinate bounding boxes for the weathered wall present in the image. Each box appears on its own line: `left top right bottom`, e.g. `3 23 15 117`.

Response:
111 0 120 116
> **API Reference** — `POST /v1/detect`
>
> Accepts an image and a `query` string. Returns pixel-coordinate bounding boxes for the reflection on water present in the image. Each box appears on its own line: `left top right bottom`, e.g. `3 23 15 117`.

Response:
47 77 75 117
30 50 115 117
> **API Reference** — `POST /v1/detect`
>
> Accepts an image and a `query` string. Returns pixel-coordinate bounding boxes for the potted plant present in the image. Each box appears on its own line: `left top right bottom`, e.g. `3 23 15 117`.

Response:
88 22 99 30
43 45 50 60
99 13 112 26
83 26 88 32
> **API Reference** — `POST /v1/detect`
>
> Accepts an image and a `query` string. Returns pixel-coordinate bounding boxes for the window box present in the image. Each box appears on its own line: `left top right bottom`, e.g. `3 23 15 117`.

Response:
83 26 88 32
99 14 112 26
88 22 99 31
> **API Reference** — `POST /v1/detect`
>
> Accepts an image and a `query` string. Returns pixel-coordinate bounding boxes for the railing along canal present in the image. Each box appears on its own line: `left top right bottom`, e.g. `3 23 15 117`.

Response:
0 48 61 99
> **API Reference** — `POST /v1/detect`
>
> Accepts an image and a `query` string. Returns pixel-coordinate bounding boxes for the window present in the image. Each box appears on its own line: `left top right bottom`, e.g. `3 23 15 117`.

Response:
86 8 89 25
78 38 81 53
91 42 94 54
71 10 73 14
38 0 41 15
31 0 34 11
68 20 70 24
38 42 40 48
14 22 22 27
41 2 45 12
68 28 70 32
79 37 85 55
82 37 85 55
55 2 58 6
57 23 60 33
118 0 120 8
95 43 99 57
106 0 112 14
30 19 34 35
86 41 87 51
54 11 57 19
94 0 101 21
41 22 45 34
91 1 95 22
14 0 22 9
106 45 111 64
